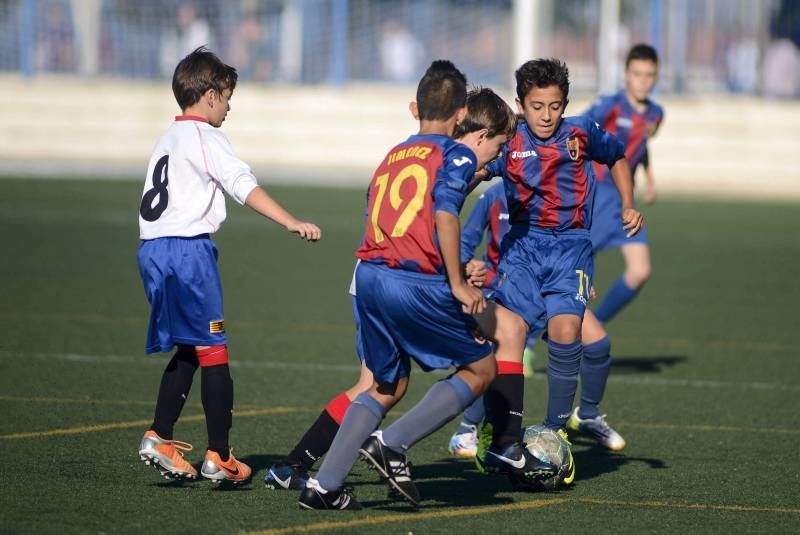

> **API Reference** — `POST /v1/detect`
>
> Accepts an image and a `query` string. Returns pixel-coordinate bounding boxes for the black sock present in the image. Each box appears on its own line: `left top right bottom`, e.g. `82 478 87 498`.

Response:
201 363 233 461
483 366 524 449
151 346 198 440
285 410 341 470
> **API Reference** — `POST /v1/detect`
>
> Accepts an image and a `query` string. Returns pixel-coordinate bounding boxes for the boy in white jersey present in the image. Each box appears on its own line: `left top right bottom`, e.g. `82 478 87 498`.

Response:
137 47 321 485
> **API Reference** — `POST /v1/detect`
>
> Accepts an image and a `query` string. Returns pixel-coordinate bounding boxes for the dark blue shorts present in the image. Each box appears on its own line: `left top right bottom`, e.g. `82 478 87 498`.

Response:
489 228 594 329
590 180 649 252
137 236 227 353
355 262 492 384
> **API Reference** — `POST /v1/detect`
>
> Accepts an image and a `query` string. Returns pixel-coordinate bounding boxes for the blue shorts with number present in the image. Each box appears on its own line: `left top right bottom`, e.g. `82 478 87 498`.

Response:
489 228 594 329
590 180 649 252
137 235 227 353
355 262 492 384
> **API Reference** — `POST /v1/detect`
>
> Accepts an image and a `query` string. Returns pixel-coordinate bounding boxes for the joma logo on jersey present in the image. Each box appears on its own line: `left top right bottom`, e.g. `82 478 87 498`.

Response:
387 145 433 164
510 150 537 160
209 320 225 334
616 117 633 128
574 293 587 305
566 136 581 161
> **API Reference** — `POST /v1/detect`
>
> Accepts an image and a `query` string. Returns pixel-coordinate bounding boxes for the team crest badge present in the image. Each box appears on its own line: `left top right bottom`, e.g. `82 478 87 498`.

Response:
209 319 225 334
566 136 580 161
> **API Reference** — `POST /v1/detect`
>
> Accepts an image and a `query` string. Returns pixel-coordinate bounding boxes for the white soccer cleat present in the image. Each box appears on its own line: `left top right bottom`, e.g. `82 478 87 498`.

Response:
448 425 479 458
566 408 626 451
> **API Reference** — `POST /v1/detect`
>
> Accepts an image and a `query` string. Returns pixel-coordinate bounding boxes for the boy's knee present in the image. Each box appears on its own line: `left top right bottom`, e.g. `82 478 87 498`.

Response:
547 316 581 344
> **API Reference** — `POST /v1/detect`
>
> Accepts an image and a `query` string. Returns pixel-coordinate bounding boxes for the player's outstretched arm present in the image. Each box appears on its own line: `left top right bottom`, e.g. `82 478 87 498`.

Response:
609 158 644 238
435 210 486 314
244 187 321 241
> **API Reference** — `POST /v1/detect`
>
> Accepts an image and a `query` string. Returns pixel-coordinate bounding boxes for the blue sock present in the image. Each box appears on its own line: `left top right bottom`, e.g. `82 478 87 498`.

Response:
545 340 582 429
578 336 611 419
595 276 638 323
459 394 485 432
315 392 385 492
383 374 474 452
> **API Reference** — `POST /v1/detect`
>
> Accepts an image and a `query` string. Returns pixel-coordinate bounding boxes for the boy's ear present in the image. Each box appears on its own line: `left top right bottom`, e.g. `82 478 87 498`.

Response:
204 88 217 108
477 128 489 143
515 97 524 113
563 98 570 112
455 106 467 125
409 101 420 120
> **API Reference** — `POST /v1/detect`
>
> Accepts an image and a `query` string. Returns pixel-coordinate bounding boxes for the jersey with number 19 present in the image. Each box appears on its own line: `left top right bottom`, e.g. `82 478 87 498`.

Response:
354 134 492 383
137 116 258 354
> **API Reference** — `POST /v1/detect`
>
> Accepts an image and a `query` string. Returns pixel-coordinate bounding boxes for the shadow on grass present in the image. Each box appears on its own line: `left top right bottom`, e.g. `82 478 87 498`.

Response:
532 355 688 376
609 355 688 374
354 457 574 511
571 441 666 482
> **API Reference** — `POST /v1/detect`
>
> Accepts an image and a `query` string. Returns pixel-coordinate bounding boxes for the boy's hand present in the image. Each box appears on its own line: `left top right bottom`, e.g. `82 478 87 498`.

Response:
452 281 486 315
621 207 644 238
287 221 321 241
465 259 488 287
589 285 597 300
644 181 657 205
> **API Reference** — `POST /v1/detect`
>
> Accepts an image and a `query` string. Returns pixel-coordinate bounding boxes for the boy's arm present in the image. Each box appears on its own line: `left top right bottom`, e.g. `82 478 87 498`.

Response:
436 210 485 314
244 187 321 241
608 158 643 237
460 192 492 263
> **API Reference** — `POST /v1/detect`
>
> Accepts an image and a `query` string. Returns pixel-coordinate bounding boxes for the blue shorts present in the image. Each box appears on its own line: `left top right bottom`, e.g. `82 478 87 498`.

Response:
355 262 492 384
481 284 542 345
590 180 649 252
489 228 594 328
137 235 227 353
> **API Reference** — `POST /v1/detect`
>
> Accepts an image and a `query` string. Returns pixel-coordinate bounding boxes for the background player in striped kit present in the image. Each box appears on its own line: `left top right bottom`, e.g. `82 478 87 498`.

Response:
586 43 664 324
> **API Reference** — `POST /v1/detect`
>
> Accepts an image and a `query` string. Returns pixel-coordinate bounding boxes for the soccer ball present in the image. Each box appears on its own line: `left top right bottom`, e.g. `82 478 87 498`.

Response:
513 424 572 491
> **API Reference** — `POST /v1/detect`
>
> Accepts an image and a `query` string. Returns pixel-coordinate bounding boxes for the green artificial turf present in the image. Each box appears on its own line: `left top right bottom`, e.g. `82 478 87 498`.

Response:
1 178 798 533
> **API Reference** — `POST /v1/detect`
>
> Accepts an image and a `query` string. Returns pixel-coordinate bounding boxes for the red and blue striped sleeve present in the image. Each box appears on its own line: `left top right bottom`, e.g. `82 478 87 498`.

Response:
433 144 476 217
584 116 625 166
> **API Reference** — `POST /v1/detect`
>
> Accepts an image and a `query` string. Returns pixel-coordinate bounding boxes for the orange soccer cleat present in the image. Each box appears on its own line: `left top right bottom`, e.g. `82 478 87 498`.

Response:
138 430 198 480
201 449 252 485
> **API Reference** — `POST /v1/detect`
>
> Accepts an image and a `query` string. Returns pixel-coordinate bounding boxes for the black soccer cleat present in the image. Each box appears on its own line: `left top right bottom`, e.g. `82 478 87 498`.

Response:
359 431 421 505
477 441 558 482
298 478 362 510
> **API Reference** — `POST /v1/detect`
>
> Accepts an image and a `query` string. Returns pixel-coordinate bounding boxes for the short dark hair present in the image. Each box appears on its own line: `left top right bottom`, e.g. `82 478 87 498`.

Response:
515 59 570 102
172 46 238 110
626 43 659 68
453 87 517 140
416 60 468 121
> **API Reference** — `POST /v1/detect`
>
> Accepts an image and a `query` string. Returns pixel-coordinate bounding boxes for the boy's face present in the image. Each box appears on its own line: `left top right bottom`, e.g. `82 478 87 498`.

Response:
474 133 510 170
208 88 232 128
624 59 658 102
516 85 566 139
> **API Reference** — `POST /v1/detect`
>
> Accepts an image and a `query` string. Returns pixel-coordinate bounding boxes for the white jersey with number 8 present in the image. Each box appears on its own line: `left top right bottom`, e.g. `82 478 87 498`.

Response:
138 116 258 240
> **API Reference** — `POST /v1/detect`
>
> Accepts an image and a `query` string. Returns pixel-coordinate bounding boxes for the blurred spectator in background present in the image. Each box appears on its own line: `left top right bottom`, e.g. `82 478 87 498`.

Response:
725 33 758 94
36 1 76 73
762 38 800 98
159 2 211 77
229 10 274 82
379 19 423 82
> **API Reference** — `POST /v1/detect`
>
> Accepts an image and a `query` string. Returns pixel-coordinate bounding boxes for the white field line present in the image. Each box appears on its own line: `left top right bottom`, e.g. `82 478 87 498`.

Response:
0 350 798 392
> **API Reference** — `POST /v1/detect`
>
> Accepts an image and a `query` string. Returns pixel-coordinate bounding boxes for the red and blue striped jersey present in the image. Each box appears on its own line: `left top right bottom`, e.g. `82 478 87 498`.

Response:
484 116 625 232
356 134 477 274
585 90 664 182
460 181 508 285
